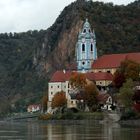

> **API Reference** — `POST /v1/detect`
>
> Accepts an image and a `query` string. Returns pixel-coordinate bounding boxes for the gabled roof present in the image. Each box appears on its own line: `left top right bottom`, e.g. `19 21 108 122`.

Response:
27 104 41 109
50 71 113 83
92 52 140 69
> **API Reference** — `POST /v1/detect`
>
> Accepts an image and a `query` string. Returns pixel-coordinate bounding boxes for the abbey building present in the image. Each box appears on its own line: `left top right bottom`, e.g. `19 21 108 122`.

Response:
47 19 140 110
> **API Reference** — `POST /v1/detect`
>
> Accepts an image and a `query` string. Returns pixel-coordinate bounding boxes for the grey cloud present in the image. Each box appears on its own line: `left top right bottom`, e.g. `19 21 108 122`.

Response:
0 0 135 33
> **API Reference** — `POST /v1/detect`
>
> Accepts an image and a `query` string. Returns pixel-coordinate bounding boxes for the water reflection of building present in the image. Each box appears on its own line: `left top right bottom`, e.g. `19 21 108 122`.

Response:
103 122 121 140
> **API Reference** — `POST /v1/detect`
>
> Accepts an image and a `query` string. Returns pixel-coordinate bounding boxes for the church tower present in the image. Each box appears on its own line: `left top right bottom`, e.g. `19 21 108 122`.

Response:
76 19 97 72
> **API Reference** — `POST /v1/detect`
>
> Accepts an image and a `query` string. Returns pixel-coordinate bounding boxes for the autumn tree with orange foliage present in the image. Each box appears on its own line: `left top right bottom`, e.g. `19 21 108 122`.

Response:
51 91 67 109
84 83 99 111
69 72 86 92
70 72 99 111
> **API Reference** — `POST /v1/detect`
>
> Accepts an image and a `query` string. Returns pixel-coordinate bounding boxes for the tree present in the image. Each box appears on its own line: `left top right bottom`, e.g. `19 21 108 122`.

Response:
69 72 87 93
113 70 125 88
42 95 48 112
70 72 86 88
119 79 134 109
113 59 140 89
120 59 140 81
84 83 99 111
51 91 67 109
70 72 99 111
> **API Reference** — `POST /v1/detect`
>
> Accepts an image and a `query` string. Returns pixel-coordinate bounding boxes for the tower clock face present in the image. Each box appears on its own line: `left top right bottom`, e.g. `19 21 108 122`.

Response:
82 38 85 43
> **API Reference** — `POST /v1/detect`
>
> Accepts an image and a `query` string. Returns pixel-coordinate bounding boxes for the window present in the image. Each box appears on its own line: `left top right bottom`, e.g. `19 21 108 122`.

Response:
91 44 93 51
51 86 53 88
58 86 59 88
82 62 85 65
107 71 110 73
89 29 91 33
51 92 53 95
82 44 85 52
108 98 111 102
83 29 86 33
71 101 73 104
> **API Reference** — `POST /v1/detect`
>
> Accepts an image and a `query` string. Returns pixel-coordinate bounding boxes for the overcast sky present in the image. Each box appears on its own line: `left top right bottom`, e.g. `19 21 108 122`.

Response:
0 0 136 33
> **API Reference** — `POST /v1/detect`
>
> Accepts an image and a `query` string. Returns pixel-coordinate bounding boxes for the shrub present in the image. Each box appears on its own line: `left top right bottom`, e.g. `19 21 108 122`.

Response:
38 113 52 120
121 109 137 120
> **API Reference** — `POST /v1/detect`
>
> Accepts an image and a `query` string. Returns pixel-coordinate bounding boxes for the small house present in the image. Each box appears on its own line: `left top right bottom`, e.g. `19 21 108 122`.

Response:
27 104 41 113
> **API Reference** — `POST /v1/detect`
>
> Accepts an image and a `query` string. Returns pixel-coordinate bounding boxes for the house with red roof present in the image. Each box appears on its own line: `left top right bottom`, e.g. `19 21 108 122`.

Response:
97 93 113 111
27 104 41 113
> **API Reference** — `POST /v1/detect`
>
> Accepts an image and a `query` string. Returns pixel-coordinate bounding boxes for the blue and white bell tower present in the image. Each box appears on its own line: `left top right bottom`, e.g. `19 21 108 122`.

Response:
76 19 97 72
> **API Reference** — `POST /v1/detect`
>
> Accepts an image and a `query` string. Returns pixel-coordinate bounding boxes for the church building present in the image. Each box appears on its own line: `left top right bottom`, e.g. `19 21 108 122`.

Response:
47 19 140 110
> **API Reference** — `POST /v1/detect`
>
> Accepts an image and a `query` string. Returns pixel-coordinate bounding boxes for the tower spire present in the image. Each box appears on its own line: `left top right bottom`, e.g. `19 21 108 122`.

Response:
76 19 97 72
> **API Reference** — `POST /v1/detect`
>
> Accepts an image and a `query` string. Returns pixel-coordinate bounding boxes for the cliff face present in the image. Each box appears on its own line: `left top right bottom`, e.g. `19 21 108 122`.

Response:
35 1 84 76
36 0 140 78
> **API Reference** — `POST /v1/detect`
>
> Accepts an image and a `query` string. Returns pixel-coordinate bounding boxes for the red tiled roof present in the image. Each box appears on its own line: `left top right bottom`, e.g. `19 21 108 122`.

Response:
50 71 113 82
50 71 73 82
92 52 140 69
86 72 113 81
28 104 41 109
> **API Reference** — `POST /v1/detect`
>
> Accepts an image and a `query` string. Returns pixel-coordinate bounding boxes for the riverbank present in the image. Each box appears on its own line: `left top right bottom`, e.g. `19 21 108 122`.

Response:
39 112 104 120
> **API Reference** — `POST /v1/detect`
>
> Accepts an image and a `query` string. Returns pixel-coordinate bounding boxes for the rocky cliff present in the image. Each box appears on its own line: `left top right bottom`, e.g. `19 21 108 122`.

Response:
36 0 140 77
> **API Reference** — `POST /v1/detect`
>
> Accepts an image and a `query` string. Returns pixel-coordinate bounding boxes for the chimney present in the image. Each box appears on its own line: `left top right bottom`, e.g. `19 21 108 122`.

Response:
63 69 66 74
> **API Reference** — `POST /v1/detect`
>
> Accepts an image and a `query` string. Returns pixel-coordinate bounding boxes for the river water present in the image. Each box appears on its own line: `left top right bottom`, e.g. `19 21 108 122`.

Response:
0 120 140 140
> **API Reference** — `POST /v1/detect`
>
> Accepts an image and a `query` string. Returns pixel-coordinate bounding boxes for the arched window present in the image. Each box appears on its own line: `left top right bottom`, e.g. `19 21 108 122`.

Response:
82 44 85 52
83 29 86 33
82 62 85 65
89 29 91 33
91 44 93 51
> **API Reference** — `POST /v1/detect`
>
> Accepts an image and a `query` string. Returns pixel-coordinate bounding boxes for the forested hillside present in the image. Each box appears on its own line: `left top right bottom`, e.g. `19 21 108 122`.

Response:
0 31 47 113
0 0 139 114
